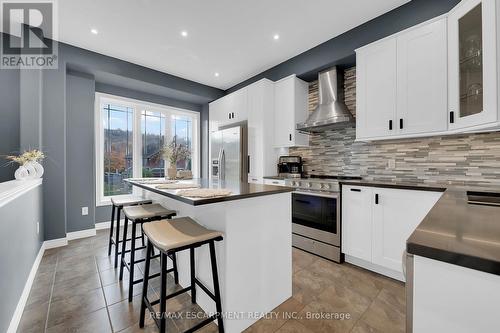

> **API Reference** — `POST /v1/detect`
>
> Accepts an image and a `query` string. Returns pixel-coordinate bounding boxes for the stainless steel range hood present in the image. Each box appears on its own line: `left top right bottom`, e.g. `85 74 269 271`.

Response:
296 67 354 133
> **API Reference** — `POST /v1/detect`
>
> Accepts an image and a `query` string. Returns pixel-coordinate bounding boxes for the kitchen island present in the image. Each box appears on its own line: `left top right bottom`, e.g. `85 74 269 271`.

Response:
127 179 294 333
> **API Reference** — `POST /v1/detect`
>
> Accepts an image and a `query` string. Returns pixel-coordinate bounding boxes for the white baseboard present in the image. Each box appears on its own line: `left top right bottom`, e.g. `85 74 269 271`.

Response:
7 220 126 332
6 242 45 333
44 237 68 249
95 219 129 231
345 255 404 282
95 221 111 230
67 228 96 240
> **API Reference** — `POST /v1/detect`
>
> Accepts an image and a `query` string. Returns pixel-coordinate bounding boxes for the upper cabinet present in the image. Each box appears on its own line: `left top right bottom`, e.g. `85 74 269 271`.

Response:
357 0 500 141
397 18 448 135
356 38 398 139
356 17 448 140
273 75 309 147
209 88 248 131
448 0 498 130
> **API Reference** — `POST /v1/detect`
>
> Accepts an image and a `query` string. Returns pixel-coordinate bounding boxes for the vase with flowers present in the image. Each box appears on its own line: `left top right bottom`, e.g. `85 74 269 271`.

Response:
161 140 191 180
6 149 45 180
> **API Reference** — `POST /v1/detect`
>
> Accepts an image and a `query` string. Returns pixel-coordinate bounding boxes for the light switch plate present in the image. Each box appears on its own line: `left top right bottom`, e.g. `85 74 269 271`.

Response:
82 207 89 216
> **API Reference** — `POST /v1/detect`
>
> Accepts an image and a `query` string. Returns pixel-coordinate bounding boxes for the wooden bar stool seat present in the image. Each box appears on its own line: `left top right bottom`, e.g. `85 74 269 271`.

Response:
108 197 153 268
139 217 224 333
119 203 177 302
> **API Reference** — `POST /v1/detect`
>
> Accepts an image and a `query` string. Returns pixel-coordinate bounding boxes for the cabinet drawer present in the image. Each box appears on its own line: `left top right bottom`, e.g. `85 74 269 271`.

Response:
263 179 286 186
248 176 263 184
292 234 340 262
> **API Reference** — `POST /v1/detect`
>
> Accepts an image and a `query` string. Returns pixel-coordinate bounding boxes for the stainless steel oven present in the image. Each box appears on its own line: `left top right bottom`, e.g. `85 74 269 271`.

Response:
291 190 341 262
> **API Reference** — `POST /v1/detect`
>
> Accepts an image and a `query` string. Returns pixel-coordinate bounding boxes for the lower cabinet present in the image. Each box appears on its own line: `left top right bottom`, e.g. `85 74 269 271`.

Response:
263 179 286 186
342 185 442 280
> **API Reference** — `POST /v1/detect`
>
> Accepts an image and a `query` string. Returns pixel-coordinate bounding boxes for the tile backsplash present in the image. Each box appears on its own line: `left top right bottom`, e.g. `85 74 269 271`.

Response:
289 67 500 187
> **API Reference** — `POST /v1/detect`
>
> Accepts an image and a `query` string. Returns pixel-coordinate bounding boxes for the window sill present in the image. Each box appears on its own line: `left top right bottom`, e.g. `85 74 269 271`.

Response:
96 194 136 207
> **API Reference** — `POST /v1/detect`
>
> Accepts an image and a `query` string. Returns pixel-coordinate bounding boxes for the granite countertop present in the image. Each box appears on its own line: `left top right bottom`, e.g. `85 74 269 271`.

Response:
126 178 294 206
340 180 500 276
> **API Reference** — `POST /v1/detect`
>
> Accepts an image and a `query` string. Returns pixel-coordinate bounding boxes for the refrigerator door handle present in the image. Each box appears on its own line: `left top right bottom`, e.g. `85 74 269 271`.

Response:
220 149 226 180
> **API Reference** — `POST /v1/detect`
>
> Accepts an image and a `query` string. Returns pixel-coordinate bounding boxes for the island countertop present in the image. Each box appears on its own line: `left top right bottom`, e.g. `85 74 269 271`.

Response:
126 178 294 206
340 179 500 276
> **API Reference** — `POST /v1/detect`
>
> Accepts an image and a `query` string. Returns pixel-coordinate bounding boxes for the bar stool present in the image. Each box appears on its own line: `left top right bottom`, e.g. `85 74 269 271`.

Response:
108 197 153 268
119 203 177 302
139 217 224 333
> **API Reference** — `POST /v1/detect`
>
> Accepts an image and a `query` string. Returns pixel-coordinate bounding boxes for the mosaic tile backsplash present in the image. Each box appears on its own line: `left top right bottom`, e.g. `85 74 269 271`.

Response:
289 67 500 187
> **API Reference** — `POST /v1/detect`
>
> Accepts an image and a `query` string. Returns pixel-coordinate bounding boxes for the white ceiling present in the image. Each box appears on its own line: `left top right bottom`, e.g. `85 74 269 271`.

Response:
57 0 409 90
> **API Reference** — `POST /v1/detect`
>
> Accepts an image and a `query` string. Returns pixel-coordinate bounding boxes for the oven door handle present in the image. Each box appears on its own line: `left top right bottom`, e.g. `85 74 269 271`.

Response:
295 199 311 204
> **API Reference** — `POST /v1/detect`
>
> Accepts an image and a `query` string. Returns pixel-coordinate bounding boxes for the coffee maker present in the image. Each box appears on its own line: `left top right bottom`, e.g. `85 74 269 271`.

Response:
277 156 303 178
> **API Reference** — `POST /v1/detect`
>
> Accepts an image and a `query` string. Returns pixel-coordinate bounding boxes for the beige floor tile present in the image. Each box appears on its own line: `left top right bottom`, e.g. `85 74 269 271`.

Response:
46 287 106 329
45 308 112 333
275 319 314 333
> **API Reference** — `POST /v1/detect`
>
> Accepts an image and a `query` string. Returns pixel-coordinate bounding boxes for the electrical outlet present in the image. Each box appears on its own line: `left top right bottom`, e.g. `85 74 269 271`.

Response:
36 221 39 235
82 207 89 216
388 159 396 169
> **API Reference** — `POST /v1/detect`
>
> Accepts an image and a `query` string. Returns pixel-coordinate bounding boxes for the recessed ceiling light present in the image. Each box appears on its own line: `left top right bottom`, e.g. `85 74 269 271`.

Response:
273 34 280 40
214 72 220 77
181 31 188 37
91 28 98 35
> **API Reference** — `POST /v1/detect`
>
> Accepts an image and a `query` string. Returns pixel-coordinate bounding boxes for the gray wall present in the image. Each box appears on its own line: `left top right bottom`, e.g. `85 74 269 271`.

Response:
0 68 20 182
227 0 461 92
66 73 96 232
15 39 224 239
0 184 44 332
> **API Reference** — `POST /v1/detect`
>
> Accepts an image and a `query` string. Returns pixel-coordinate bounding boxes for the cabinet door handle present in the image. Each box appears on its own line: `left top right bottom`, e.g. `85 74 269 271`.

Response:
399 118 403 130
289 133 292 141
389 120 393 130
247 155 250 173
375 193 379 205
350 188 361 192
228 113 231 119
272 181 279 184
232 112 235 118
449 111 455 124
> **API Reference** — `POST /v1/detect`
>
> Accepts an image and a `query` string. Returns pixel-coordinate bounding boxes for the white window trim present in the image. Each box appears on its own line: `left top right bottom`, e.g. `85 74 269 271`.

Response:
95 92 200 206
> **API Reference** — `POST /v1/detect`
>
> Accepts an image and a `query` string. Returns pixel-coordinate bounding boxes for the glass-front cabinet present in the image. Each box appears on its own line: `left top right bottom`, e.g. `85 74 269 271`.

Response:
448 0 498 130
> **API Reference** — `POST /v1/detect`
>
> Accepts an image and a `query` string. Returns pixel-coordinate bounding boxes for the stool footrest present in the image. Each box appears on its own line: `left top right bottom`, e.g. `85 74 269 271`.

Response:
183 314 218 333
194 277 215 301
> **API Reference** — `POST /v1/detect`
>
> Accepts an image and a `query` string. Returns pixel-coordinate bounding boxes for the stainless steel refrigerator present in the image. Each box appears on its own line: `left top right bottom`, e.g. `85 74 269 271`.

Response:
210 124 248 183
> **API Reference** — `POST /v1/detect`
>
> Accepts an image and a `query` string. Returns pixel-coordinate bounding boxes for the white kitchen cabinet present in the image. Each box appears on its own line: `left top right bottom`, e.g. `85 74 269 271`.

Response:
342 185 442 280
247 79 276 181
397 18 448 135
209 87 248 130
342 186 374 262
371 188 443 272
263 178 286 186
356 17 448 140
273 75 309 147
448 0 498 130
356 38 397 139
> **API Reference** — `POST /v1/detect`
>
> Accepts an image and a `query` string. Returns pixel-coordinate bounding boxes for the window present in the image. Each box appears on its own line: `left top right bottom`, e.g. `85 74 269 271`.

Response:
95 93 200 205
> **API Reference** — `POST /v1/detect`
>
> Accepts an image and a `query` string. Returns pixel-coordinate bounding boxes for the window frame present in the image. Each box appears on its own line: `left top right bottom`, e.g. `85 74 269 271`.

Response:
95 92 200 206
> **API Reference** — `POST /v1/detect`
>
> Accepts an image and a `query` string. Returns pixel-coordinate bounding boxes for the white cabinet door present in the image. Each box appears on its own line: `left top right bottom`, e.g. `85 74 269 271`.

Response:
263 179 286 186
247 79 275 181
209 88 248 130
448 0 498 130
372 188 442 274
274 76 309 147
342 186 374 262
356 38 398 139
397 18 448 135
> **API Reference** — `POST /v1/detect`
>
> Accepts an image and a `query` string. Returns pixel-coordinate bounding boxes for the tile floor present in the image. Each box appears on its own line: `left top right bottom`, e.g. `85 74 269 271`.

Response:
17 228 405 333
